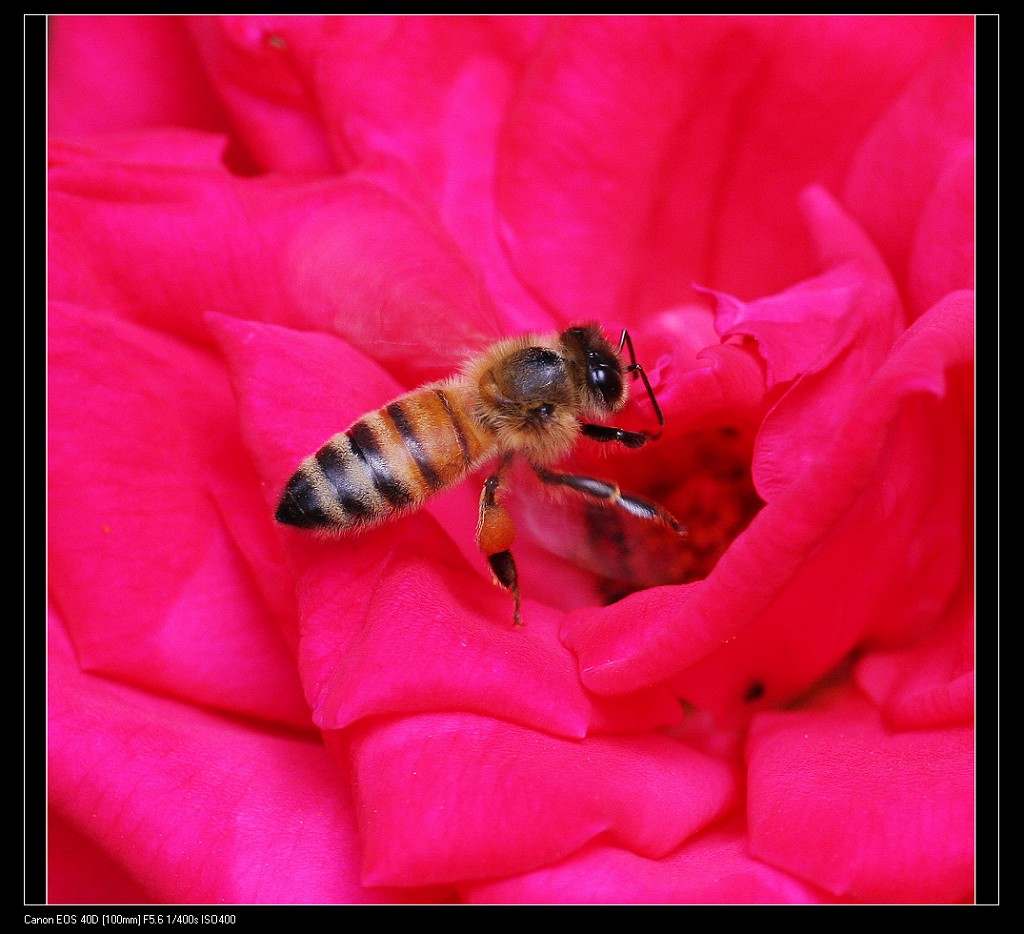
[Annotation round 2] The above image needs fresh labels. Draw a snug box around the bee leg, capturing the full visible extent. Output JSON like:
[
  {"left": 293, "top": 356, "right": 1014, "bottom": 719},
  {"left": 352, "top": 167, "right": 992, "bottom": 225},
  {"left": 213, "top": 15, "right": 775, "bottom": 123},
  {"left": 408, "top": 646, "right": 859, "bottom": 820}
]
[
  {"left": 477, "top": 456, "right": 522, "bottom": 626},
  {"left": 580, "top": 422, "right": 661, "bottom": 448},
  {"left": 533, "top": 466, "right": 686, "bottom": 536}
]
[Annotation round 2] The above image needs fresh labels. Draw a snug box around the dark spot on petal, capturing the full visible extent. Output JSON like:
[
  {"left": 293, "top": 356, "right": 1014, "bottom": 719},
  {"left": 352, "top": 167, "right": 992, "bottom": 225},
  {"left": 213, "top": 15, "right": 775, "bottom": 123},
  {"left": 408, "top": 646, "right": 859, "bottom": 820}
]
[{"left": 744, "top": 680, "right": 765, "bottom": 702}]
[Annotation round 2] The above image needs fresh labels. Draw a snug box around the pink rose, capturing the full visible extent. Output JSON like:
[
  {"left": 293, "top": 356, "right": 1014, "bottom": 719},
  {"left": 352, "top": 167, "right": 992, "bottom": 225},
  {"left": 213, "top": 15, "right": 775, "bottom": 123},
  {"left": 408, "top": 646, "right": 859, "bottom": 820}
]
[{"left": 46, "top": 15, "right": 975, "bottom": 904}]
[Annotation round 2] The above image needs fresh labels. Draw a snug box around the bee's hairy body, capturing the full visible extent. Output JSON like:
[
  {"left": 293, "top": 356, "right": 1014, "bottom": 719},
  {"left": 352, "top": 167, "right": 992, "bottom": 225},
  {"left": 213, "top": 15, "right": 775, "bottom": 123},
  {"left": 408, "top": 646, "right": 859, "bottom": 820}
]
[
  {"left": 276, "top": 323, "right": 685, "bottom": 624},
  {"left": 276, "top": 380, "right": 494, "bottom": 532}
]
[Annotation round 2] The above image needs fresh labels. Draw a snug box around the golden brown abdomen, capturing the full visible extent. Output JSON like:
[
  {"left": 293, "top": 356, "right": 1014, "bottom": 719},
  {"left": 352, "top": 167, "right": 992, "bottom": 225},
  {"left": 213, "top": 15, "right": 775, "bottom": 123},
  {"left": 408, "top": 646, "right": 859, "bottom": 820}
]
[{"left": 275, "top": 382, "right": 494, "bottom": 531}]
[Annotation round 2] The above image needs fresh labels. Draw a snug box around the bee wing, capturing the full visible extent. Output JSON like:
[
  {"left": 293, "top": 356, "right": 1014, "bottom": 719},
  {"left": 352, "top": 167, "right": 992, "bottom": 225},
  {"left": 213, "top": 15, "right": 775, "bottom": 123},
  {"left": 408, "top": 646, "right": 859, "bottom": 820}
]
[
  {"left": 285, "top": 174, "right": 513, "bottom": 385},
  {"left": 331, "top": 303, "right": 502, "bottom": 385}
]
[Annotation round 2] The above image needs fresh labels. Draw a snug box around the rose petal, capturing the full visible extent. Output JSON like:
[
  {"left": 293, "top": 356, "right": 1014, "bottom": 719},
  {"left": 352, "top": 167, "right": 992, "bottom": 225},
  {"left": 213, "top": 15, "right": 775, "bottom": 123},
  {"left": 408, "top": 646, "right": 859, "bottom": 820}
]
[
  {"left": 907, "top": 143, "right": 975, "bottom": 319},
  {"left": 313, "top": 16, "right": 544, "bottom": 184},
  {"left": 746, "top": 688, "right": 974, "bottom": 902},
  {"left": 48, "top": 607, "right": 446, "bottom": 903},
  {"left": 49, "top": 127, "right": 232, "bottom": 170},
  {"left": 855, "top": 579, "right": 974, "bottom": 730},
  {"left": 299, "top": 523, "right": 594, "bottom": 735},
  {"left": 342, "top": 712, "right": 735, "bottom": 887},
  {"left": 48, "top": 160, "right": 300, "bottom": 345},
  {"left": 570, "top": 291, "right": 973, "bottom": 714},
  {"left": 186, "top": 15, "right": 337, "bottom": 174},
  {"left": 49, "top": 156, "right": 503, "bottom": 383},
  {"left": 183, "top": 16, "right": 556, "bottom": 329},
  {"left": 716, "top": 187, "right": 903, "bottom": 500},
  {"left": 317, "top": 17, "right": 552, "bottom": 323},
  {"left": 48, "top": 16, "right": 229, "bottom": 139},
  {"left": 842, "top": 24, "right": 974, "bottom": 319},
  {"left": 461, "top": 820, "right": 832, "bottom": 904},
  {"left": 499, "top": 16, "right": 731, "bottom": 324},
  {"left": 498, "top": 16, "right": 971, "bottom": 321},
  {"left": 677, "top": 292, "right": 973, "bottom": 716},
  {"left": 48, "top": 812, "right": 156, "bottom": 905},
  {"left": 48, "top": 303, "right": 310, "bottom": 726}
]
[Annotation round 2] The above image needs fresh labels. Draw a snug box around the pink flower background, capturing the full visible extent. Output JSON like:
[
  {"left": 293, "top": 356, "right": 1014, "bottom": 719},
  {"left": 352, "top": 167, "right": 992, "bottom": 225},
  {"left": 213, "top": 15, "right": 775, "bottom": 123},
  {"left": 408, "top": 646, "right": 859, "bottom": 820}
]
[{"left": 46, "top": 16, "right": 975, "bottom": 904}]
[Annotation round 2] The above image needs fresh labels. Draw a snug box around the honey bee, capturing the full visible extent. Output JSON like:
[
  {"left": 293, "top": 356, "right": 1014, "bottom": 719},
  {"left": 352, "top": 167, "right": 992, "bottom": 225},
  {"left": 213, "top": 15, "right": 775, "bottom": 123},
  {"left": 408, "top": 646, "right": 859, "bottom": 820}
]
[{"left": 275, "top": 322, "right": 686, "bottom": 625}]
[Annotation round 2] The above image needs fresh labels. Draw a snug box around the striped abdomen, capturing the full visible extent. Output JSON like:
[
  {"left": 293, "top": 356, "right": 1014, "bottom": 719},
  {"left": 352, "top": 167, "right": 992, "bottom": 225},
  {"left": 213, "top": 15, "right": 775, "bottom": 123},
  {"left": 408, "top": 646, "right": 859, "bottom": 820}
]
[{"left": 275, "top": 382, "right": 495, "bottom": 531}]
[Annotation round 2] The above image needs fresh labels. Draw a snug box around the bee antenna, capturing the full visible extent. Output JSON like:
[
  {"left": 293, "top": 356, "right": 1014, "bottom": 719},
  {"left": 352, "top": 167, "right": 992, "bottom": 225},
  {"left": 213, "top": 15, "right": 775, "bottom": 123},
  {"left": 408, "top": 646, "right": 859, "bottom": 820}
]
[{"left": 618, "top": 328, "right": 665, "bottom": 429}]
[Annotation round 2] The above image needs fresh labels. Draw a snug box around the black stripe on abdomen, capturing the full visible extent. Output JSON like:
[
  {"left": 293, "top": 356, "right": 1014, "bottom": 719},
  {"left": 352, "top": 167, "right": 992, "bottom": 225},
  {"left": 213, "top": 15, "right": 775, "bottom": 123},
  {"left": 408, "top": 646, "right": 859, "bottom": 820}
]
[
  {"left": 385, "top": 400, "right": 444, "bottom": 491},
  {"left": 347, "top": 420, "right": 414, "bottom": 508},
  {"left": 315, "top": 443, "right": 373, "bottom": 520}
]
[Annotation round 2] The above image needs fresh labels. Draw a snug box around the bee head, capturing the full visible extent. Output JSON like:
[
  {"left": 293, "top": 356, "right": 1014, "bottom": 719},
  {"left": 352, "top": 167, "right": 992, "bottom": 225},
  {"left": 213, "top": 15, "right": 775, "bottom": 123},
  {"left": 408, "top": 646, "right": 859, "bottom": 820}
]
[{"left": 560, "top": 323, "right": 627, "bottom": 414}]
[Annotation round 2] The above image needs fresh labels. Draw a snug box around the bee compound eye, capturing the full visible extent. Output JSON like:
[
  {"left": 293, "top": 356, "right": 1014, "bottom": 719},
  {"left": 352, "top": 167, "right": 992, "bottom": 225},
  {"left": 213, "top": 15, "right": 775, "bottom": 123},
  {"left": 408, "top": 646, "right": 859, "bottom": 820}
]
[{"left": 588, "top": 359, "right": 623, "bottom": 406}]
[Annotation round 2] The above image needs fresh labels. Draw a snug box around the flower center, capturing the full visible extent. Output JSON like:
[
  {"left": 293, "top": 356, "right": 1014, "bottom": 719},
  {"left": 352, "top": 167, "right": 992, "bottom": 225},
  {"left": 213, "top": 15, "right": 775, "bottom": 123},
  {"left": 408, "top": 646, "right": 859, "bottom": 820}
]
[{"left": 581, "top": 420, "right": 764, "bottom": 604}]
